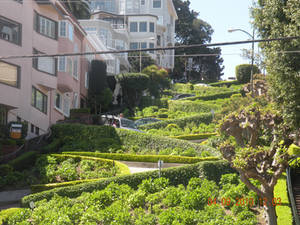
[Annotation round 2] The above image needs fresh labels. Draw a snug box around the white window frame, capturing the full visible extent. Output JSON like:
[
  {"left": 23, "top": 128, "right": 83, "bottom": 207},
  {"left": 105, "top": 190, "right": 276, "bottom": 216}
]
[
  {"left": 68, "top": 22, "right": 73, "bottom": 41},
  {"left": 73, "top": 57, "right": 78, "bottom": 80},
  {"left": 54, "top": 91, "right": 63, "bottom": 110},
  {"left": 73, "top": 92, "right": 78, "bottom": 109},
  {"left": 63, "top": 93, "right": 71, "bottom": 117},
  {"left": 130, "top": 22, "right": 138, "bottom": 32},
  {"left": 67, "top": 57, "right": 73, "bottom": 76},
  {"left": 139, "top": 22, "right": 147, "bottom": 32},
  {"left": 58, "top": 56, "right": 66, "bottom": 72},
  {"left": 59, "top": 20, "right": 67, "bottom": 37}
]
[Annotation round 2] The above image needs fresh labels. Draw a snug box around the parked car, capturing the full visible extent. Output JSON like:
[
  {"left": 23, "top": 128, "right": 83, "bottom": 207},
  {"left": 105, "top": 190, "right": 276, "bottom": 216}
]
[
  {"left": 171, "top": 94, "right": 195, "bottom": 100},
  {"left": 101, "top": 115, "right": 142, "bottom": 132},
  {"left": 134, "top": 118, "right": 161, "bottom": 128}
]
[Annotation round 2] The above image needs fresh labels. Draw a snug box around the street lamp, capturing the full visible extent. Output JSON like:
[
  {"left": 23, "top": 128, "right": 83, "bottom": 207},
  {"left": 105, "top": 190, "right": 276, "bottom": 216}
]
[
  {"left": 139, "top": 37, "right": 156, "bottom": 73},
  {"left": 228, "top": 28, "right": 255, "bottom": 97}
]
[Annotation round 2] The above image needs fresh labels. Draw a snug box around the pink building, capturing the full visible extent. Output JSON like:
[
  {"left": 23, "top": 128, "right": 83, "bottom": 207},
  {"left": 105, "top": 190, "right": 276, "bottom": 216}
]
[{"left": 0, "top": 0, "right": 104, "bottom": 137}]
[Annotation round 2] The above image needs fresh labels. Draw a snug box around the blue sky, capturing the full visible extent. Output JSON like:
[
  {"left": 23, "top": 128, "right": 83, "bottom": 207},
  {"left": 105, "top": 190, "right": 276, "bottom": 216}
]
[{"left": 189, "top": 0, "right": 255, "bottom": 80}]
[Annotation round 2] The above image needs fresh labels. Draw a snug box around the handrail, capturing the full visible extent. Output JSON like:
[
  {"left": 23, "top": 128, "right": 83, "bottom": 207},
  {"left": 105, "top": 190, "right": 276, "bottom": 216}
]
[{"left": 286, "top": 166, "right": 300, "bottom": 225}]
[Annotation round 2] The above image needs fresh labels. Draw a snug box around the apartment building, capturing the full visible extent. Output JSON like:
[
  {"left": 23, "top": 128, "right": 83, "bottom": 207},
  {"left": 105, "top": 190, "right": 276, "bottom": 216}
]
[
  {"left": 0, "top": 0, "right": 102, "bottom": 137},
  {"left": 89, "top": 0, "right": 177, "bottom": 69}
]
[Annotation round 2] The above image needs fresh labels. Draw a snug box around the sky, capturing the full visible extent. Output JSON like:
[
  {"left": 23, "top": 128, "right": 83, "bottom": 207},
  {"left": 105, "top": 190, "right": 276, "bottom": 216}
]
[{"left": 189, "top": 0, "right": 255, "bottom": 80}]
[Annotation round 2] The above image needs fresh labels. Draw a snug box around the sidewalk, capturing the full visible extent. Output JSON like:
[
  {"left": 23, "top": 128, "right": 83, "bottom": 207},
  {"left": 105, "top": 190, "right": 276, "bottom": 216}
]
[{"left": 0, "top": 189, "right": 31, "bottom": 210}]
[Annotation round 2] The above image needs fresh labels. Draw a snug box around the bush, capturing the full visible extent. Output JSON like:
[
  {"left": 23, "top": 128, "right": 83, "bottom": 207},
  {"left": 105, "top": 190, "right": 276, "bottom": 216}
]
[
  {"left": 63, "top": 152, "right": 219, "bottom": 164},
  {"left": 0, "top": 208, "right": 22, "bottom": 224},
  {"left": 8, "top": 151, "right": 38, "bottom": 171},
  {"left": 209, "top": 80, "right": 239, "bottom": 87},
  {"left": 51, "top": 123, "right": 217, "bottom": 156},
  {"left": 184, "top": 91, "right": 239, "bottom": 101},
  {"left": 21, "top": 161, "right": 235, "bottom": 207},
  {"left": 140, "top": 113, "right": 213, "bottom": 130},
  {"left": 169, "top": 133, "right": 217, "bottom": 140},
  {"left": 168, "top": 100, "right": 219, "bottom": 113},
  {"left": 235, "top": 64, "right": 260, "bottom": 84}
]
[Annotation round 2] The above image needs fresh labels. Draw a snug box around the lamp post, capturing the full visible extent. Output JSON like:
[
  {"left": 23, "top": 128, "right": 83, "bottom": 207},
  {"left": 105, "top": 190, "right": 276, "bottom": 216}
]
[{"left": 228, "top": 28, "right": 255, "bottom": 97}]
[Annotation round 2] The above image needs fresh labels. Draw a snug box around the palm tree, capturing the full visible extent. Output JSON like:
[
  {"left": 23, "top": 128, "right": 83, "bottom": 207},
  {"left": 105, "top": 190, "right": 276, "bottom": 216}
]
[{"left": 62, "top": 0, "right": 91, "bottom": 19}]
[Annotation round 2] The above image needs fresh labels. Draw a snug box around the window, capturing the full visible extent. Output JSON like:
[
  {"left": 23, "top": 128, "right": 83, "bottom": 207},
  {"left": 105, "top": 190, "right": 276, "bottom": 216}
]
[
  {"left": 0, "top": 61, "right": 20, "bottom": 88},
  {"left": 73, "top": 93, "right": 78, "bottom": 108},
  {"left": 67, "top": 57, "right": 73, "bottom": 76},
  {"left": 73, "top": 58, "right": 78, "bottom": 79},
  {"left": 34, "top": 12, "right": 57, "bottom": 39},
  {"left": 130, "top": 22, "right": 138, "bottom": 32},
  {"left": 58, "top": 56, "right": 66, "bottom": 72},
  {"left": 153, "top": 0, "right": 161, "bottom": 8},
  {"left": 157, "top": 35, "right": 161, "bottom": 46},
  {"left": 31, "top": 124, "right": 34, "bottom": 133},
  {"left": 157, "top": 16, "right": 163, "bottom": 25},
  {"left": 85, "top": 72, "right": 89, "bottom": 89},
  {"left": 141, "top": 42, "right": 147, "bottom": 49},
  {"left": 149, "top": 22, "right": 155, "bottom": 32},
  {"left": 32, "top": 86, "right": 47, "bottom": 114},
  {"left": 130, "top": 42, "right": 138, "bottom": 49},
  {"left": 68, "top": 23, "right": 73, "bottom": 41},
  {"left": 141, "top": 0, "right": 145, "bottom": 5},
  {"left": 149, "top": 43, "right": 154, "bottom": 53},
  {"left": 55, "top": 92, "right": 62, "bottom": 109},
  {"left": 63, "top": 93, "right": 70, "bottom": 117},
  {"left": 35, "top": 127, "right": 39, "bottom": 135},
  {"left": 0, "top": 16, "right": 21, "bottom": 45},
  {"left": 59, "top": 21, "right": 66, "bottom": 37},
  {"left": 139, "top": 22, "right": 147, "bottom": 32},
  {"left": 33, "top": 49, "right": 56, "bottom": 75}
]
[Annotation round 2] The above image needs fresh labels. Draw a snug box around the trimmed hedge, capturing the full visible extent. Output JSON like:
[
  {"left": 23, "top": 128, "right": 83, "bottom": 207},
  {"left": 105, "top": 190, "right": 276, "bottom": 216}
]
[
  {"left": 31, "top": 178, "right": 103, "bottom": 193},
  {"left": 168, "top": 100, "right": 220, "bottom": 113},
  {"left": 62, "top": 152, "right": 220, "bottom": 164},
  {"left": 209, "top": 80, "right": 239, "bottom": 87},
  {"left": 0, "top": 208, "right": 21, "bottom": 224},
  {"left": 139, "top": 113, "right": 213, "bottom": 130},
  {"left": 51, "top": 124, "right": 217, "bottom": 155},
  {"left": 169, "top": 133, "right": 218, "bottom": 140},
  {"left": 21, "top": 160, "right": 235, "bottom": 207},
  {"left": 288, "top": 144, "right": 300, "bottom": 156},
  {"left": 8, "top": 151, "right": 38, "bottom": 171},
  {"left": 31, "top": 154, "right": 130, "bottom": 193},
  {"left": 184, "top": 91, "right": 239, "bottom": 101}
]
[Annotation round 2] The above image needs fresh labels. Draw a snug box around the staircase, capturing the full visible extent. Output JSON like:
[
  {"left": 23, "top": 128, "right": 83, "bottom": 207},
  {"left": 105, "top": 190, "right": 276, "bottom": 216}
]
[{"left": 293, "top": 168, "right": 300, "bottom": 218}]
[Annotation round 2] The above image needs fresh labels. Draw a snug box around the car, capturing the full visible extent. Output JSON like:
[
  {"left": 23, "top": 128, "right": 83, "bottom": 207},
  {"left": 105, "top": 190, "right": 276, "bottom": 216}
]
[
  {"left": 134, "top": 118, "right": 161, "bottom": 128},
  {"left": 171, "top": 94, "right": 195, "bottom": 100},
  {"left": 194, "top": 83, "right": 210, "bottom": 87},
  {"left": 100, "top": 115, "right": 142, "bottom": 132}
]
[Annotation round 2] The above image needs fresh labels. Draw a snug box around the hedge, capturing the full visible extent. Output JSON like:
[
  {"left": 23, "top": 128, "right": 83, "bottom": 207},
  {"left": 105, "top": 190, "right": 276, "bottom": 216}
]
[
  {"left": 183, "top": 91, "right": 239, "bottom": 101},
  {"left": 49, "top": 154, "right": 130, "bottom": 175},
  {"left": 139, "top": 113, "right": 213, "bottom": 130},
  {"left": 169, "top": 133, "right": 218, "bottom": 140},
  {"left": 209, "top": 80, "right": 239, "bottom": 87},
  {"left": 62, "top": 152, "right": 220, "bottom": 164},
  {"left": 168, "top": 100, "right": 220, "bottom": 113},
  {"left": 51, "top": 124, "right": 217, "bottom": 156},
  {"left": 21, "top": 160, "right": 235, "bottom": 207},
  {"left": 0, "top": 208, "right": 22, "bottom": 224},
  {"left": 288, "top": 144, "right": 300, "bottom": 156},
  {"left": 30, "top": 154, "right": 130, "bottom": 193},
  {"left": 8, "top": 151, "right": 38, "bottom": 171}
]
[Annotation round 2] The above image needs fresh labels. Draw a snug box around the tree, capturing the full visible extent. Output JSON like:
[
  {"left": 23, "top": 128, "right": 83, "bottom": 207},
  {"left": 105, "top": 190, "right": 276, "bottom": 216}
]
[
  {"left": 63, "top": 0, "right": 91, "bottom": 19},
  {"left": 172, "top": 0, "right": 224, "bottom": 81},
  {"left": 142, "top": 65, "right": 170, "bottom": 98},
  {"left": 219, "top": 105, "right": 291, "bottom": 225},
  {"left": 128, "top": 52, "right": 156, "bottom": 73},
  {"left": 235, "top": 64, "right": 260, "bottom": 84},
  {"left": 88, "top": 60, "right": 112, "bottom": 114},
  {"left": 116, "top": 73, "right": 149, "bottom": 113},
  {"left": 252, "top": 0, "right": 300, "bottom": 133}
]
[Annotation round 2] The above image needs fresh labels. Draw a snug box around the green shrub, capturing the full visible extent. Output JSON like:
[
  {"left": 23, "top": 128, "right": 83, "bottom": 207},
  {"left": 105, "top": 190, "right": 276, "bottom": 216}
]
[
  {"left": 63, "top": 152, "right": 219, "bottom": 164},
  {"left": 169, "top": 133, "right": 217, "bottom": 140},
  {"left": 209, "top": 80, "right": 239, "bottom": 87},
  {"left": 140, "top": 113, "right": 213, "bottom": 130},
  {"left": 21, "top": 161, "right": 235, "bottom": 207},
  {"left": 184, "top": 91, "right": 239, "bottom": 101},
  {"left": 8, "top": 151, "right": 38, "bottom": 171},
  {"left": 0, "top": 208, "right": 22, "bottom": 224},
  {"left": 235, "top": 64, "right": 260, "bottom": 84}
]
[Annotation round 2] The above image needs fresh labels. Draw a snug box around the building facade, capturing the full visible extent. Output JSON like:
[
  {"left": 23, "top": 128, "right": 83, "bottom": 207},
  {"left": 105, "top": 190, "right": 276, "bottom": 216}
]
[
  {"left": 89, "top": 0, "right": 177, "bottom": 70},
  {"left": 0, "top": 0, "right": 103, "bottom": 137}
]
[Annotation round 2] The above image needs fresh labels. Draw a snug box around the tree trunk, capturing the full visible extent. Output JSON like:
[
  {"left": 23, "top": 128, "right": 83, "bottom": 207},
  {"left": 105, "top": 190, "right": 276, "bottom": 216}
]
[{"left": 264, "top": 200, "right": 277, "bottom": 225}]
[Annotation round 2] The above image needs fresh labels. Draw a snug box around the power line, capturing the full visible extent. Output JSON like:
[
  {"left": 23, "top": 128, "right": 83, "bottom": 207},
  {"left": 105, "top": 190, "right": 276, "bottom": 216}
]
[{"left": 1, "top": 36, "right": 300, "bottom": 60}]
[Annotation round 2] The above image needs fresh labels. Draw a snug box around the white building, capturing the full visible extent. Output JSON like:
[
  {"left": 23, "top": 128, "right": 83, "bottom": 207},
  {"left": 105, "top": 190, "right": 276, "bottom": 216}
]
[{"left": 89, "top": 0, "right": 177, "bottom": 70}]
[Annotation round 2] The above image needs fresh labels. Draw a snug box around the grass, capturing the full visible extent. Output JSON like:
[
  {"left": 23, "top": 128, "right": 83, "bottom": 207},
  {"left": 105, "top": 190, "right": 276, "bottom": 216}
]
[{"left": 274, "top": 173, "right": 293, "bottom": 225}]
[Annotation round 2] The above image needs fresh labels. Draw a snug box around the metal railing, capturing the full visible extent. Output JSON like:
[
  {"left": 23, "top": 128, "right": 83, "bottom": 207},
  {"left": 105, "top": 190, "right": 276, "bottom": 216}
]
[{"left": 286, "top": 161, "right": 300, "bottom": 225}]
